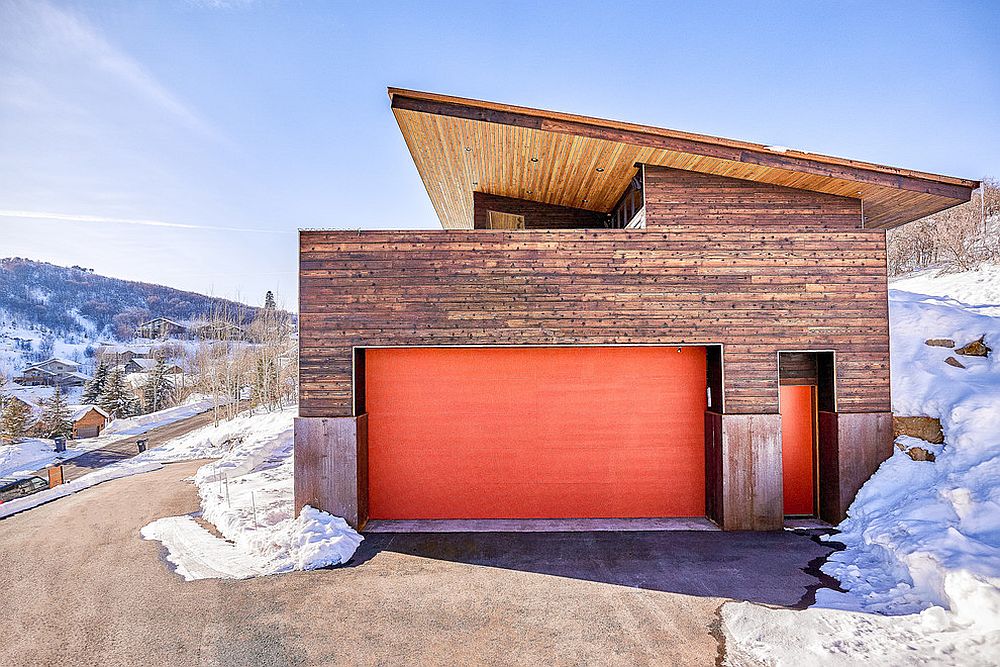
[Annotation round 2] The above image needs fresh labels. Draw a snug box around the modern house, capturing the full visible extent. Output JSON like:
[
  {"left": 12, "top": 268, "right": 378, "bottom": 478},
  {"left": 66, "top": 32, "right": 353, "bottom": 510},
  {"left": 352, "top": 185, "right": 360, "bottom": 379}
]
[
  {"left": 135, "top": 317, "right": 187, "bottom": 340},
  {"left": 295, "top": 89, "right": 978, "bottom": 531},
  {"left": 69, "top": 405, "right": 111, "bottom": 439},
  {"left": 194, "top": 321, "right": 247, "bottom": 341},
  {"left": 15, "top": 358, "right": 89, "bottom": 387},
  {"left": 97, "top": 345, "right": 151, "bottom": 365}
]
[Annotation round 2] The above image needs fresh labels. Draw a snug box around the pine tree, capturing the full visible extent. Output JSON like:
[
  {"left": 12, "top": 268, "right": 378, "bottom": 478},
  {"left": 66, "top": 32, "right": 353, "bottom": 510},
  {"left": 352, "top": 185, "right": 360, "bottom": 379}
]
[
  {"left": 0, "top": 398, "right": 32, "bottom": 444},
  {"left": 264, "top": 290, "right": 276, "bottom": 310},
  {"left": 142, "top": 357, "right": 174, "bottom": 413},
  {"left": 38, "top": 387, "right": 73, "bottom": 439},
  {"left": 99, "top": 368, "right": 139, "bottom": 418},
  {"left": 82, "top": 361, "right": 109, "bottom": 404}
]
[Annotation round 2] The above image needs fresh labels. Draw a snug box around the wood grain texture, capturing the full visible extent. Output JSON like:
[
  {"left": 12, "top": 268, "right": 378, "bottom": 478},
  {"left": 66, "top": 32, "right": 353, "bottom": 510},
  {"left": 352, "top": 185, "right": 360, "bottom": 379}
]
[
  {"left": 299, "top": 170, "right": 891, "bottom": 419},
  {"left": 817, "top": 410, "right": 893, "bottom": 523},
  {"left": 389, "top": 88, "right": 976, "bottom": 230},
  {"left": 294, "top": 415, "right": 368, "bottom": 528},
  {"left": 474, "top": 192, "right": 607, "bottom": 229},
  {"left": 719, "top": 413, "right": 784, "bottom": 530}
]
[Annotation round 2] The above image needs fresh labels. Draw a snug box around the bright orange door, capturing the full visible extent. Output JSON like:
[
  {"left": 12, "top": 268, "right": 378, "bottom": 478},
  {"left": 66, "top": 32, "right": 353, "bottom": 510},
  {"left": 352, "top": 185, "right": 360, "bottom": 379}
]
[
  {"left": 780, "top": 385, "right": 815, "bottom": 516},
  {"left": 366, "top": 346, "right": 707, "bottom": 519}
]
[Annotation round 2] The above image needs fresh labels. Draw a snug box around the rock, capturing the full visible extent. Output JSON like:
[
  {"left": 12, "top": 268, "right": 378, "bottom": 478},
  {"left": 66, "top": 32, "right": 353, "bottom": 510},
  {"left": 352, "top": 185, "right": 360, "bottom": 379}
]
[
  {"left": 907, "top": 447, "right": 936, "bottom": 462},
  {"left": 955, "top": 335, "right": 991, "bottom": 358},
  {"left": 924, "top": 338, "right": 955, "bottom": 348},
  {"left": 944, "top": 356, "right": 966, "bottom": 369},
  {"left": 893, "top": 416, "right": 944, "bottom": 444}
]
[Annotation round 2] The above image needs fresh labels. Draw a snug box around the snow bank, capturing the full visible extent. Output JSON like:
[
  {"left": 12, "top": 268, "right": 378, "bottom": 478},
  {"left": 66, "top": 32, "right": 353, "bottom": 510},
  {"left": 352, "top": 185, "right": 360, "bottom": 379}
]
[
  {"left": 722, "top": 601, "right": 1000, "bottom": 666},
  {"left": 892, "top": 263, "right": 1000, "bottom": 313},
  {"left": 141, "top": 407, "right": 362, "bottom": 579},
  {"left": 818, "top": 290, "right": 1000, "bottom": 620},
  {"left": 101, "top": 394, "right": 214, "bottom": 436},
  {"left": 0, "top": 439, "right": 61, "bottom": 478}
]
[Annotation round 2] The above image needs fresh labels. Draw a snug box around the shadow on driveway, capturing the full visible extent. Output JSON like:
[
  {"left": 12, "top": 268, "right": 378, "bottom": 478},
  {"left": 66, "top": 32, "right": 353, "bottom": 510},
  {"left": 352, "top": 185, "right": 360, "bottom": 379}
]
[{"left": 351, "top": 529, "right": 838, "bottom": 607}]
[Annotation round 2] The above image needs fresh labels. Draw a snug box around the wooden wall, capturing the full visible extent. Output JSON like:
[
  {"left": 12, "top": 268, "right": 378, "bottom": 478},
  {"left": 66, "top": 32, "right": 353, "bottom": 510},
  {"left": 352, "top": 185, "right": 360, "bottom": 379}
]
[
  {"left": 644, "top": 165, "right": 862, "bottom": 232},
  {"left": 473, "top": 192, "right": 608, "bottom": 229},
  {"left": 300, "top": 227, "right": 890, "bottom": 418}
]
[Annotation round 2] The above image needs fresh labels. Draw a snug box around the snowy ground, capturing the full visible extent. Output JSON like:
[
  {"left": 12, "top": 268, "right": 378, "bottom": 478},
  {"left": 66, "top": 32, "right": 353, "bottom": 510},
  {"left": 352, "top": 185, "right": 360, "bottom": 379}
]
[
  {"left": 722, "top": 267, "right": 1000, "bottom": 665},
  {"left": 140, "top": 407, "right": 362, "bottom": 578},
  {"left": 0, "top": 394, "right": 214, "bottom": 478}
]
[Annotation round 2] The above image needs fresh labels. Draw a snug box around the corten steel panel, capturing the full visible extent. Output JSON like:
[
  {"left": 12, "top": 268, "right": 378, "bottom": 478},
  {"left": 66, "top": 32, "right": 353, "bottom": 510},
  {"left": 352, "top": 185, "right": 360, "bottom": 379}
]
[
  {"left": 780, "top": 385, "right": 815, "bottom": 515},
  {"left": 365, "top": 346, "right": 707, "bottom": 520}
]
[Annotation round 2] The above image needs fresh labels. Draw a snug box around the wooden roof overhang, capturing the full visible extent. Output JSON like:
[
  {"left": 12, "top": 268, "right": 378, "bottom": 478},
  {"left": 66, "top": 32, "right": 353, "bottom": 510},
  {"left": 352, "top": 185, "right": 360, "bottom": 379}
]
[{"left": 388, "top": 87, "right": 978, "bottom": 230}]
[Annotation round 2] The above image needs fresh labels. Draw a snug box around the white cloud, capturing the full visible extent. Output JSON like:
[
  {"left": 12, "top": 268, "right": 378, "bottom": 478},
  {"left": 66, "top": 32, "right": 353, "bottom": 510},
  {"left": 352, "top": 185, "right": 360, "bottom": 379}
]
[{"left": 0, "top": 210, "right": 291, "bottom": 235}]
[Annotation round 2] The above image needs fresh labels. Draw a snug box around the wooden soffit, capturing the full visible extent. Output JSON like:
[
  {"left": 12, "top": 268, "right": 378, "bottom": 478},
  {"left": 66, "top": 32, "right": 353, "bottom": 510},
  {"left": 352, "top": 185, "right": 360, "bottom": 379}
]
[{"left": 389, "top": 87, "right": 978, "bottom": 230}]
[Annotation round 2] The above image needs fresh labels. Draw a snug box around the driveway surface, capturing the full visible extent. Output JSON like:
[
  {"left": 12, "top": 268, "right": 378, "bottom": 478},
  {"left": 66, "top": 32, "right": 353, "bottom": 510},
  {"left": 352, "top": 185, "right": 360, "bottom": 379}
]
[{"left": 0, "top": 461, "right": 834, "bottom": 667}]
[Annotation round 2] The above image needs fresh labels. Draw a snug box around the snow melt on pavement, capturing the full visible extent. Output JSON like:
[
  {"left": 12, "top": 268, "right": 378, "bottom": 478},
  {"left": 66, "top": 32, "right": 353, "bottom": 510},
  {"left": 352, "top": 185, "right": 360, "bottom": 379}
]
[
  {"left": 140, "top": 407, "right": 362, "bottom": 579},
  {"left": 722, "top": 284, "right": 1000, "bottom": 665}
]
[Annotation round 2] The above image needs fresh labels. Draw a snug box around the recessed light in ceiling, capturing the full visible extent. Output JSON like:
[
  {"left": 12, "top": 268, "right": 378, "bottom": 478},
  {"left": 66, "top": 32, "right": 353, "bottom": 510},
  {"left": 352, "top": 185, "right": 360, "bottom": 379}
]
[
  {"left": 527, "top": 189, "right": 533, "bottom": 194},
  {"left": 583, "top": 198, "right": 589, "bottom": 203},
  {"left": 464, "top": 147, "right": 472, "bottom": 152},
  {"left": 530, "top": 157, "right": 539, "bottom": 163},
  {"left": 595, "top": 167, "right": 604, "bottom": 172},
  {"left": 472, "top": 181, "right": 478, "bottom": 186}
]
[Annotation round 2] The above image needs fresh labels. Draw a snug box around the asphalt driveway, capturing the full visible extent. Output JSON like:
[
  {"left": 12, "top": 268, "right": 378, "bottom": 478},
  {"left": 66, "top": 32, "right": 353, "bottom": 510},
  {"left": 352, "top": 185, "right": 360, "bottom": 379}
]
[{"left": 0, "top": 461, "right": 834, "bottom": 667}]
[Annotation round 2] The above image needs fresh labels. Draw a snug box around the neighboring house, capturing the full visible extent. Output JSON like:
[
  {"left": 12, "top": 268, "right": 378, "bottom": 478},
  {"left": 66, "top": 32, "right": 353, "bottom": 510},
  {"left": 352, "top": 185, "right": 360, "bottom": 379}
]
[
  {"left": 194, "top": 321, "right": 246, "bottom": 341},
  {"left": 97, "top": 345, "right": 151, "bottom": 365},
  {"left": 295, "top": 88, "right": 978, "bottom": 532},
  {"left": 69, "top": 405, "right": 111, "bottom": 439},
  {"left": 14, "top": 358, "right": 89, "bottom": 387},
  {"left": 123, "top": 358, "right": 182, "bottom": 374},
  {"left": 135, "top": 317, "right": 187, "bottom": 339}
]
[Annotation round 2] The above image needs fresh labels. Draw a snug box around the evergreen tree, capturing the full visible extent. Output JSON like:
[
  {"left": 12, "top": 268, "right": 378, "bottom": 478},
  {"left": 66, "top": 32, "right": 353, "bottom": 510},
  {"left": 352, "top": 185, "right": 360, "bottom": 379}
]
[
  {"left": 82, "top": 361, "right": 110, "bottom": 404},
  {"left": 99, "top": 368, "right": 139, "bottom": 418},
  {"left": 264, "top": 290, "right": 276, "bottom": 310},
  {"left": 38, "top": 387, "right": 73, "bottom": 439},
  {"left": 142, "top": 357, "right": 174, "bottom": 413},
  {"left": 0, "top": 398, "right": 32, "bottom": 444}
]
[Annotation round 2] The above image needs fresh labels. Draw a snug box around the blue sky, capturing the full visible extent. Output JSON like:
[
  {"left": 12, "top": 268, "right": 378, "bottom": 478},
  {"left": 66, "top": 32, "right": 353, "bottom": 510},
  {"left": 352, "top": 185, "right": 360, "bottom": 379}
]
[{"left": 1, "top": 0, "right": 997, "bottom": 308}]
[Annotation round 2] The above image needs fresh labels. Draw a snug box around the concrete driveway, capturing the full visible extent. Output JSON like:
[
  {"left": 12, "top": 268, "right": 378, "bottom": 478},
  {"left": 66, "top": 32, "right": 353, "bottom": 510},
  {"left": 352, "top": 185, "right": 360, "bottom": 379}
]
[{"left": 0, "top": 461, "right": 834, "bottom": 667}]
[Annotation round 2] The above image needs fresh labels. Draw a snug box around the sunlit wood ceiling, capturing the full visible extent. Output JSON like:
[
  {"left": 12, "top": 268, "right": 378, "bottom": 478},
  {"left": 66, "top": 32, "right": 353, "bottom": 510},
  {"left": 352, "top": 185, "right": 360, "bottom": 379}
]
[{"left": 390, "top": 88, "right": 978, "bottom": 230}]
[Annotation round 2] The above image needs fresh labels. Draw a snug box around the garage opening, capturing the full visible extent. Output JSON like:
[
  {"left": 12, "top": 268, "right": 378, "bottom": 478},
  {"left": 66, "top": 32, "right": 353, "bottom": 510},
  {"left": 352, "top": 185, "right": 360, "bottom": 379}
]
[
  {"left": 363, "top": 346, "right": 708, "bottom": 521},
  {"left": 778, "top": 351, "right": 835, "bottom": 517}
]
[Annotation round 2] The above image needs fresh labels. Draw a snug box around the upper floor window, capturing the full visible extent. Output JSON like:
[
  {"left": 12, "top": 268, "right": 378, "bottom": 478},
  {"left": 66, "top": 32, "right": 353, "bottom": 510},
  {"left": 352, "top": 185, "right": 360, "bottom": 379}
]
[{"left": 488, "top": 211, "right": 525, "bottom": 230}]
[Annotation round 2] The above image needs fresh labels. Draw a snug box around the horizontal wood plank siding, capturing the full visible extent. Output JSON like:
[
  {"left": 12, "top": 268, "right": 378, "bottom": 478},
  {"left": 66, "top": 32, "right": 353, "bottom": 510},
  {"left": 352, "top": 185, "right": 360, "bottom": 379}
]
[
  {"left": 644, "top": 166, "right": 862, "bottom": 232},
  {"left": 474, "top": 192, "right": 607, "bottom": 229},
  {"left": 299, "top": 227, "right": 890, "bottom": 418}
]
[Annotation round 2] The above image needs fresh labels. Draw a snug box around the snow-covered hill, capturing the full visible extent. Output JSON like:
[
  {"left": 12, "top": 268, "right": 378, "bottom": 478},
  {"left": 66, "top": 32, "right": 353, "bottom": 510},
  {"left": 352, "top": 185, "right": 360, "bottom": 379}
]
[{"left": 0, "top": 258, "right": 260, "bottom": 377}]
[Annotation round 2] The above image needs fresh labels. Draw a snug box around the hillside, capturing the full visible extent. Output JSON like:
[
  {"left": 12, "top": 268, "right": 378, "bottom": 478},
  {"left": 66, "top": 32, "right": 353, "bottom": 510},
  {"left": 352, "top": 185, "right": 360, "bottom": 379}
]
[
  {"left": 0, "top": 258, "right": 272, "bottom": 379},
  {"left": 0, "top": 258, "right": 258, "bottom": 339}
]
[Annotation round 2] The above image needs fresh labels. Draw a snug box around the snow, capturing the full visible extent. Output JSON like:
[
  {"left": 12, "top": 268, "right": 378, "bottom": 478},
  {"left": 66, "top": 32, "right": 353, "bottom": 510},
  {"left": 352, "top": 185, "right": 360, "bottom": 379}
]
[
  {"left": 892, "top": 263, "right": 1000, "bottom": 314},
  {"left": 140, "top": 407, "right": 363, "bottom": 579},
  {"left": 100, "top": 394, "right": 213, "bottom": 436},
  {"left": 722, "top": 265, "right": 1000, "bottom": 665}
]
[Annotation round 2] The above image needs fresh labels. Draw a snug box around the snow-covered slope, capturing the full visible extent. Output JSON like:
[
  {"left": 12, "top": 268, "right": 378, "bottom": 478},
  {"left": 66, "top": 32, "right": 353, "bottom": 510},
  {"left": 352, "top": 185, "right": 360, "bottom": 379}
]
[
  {"left": 892, "top": 263, "right": 1000, "bottom": 313},
  {"left": 723, "top": 265, "right": 1000, "bottom": 665}
]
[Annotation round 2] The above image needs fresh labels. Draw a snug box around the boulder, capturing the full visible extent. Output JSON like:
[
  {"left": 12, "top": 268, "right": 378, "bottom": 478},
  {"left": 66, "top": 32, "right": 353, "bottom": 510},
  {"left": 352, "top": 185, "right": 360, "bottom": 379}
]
[
  {"left": 944, "top": 356, "right": 966, "bottom": 369},
  {"left": 907, "top": 446, "right": 936, "bottom": 462},
  {"left": 924, "top": 338, "right": 955, "bottom": 348},
  {"left": 955, "top": 335, "right": 991, "bottom": 358},
  {"left": 893, "top": 416, "right": 944, "bottom": 444}
]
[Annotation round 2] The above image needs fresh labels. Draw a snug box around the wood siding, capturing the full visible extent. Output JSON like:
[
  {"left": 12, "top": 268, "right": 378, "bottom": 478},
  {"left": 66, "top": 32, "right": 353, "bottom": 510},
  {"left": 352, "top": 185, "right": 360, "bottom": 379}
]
[
  {"left": 299, "top": 226, "right": 890, "bottom": 417},
  {"left": 473, "top": 192, "right": 607, "bottom": 229},
  {"left": 644, "top": 166, "right": 862, "bottom": 232}
]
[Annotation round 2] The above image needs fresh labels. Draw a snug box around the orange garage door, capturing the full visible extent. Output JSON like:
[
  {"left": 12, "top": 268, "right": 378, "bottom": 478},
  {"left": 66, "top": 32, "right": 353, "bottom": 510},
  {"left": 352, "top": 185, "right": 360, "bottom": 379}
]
[{"left": 365, "top": 346, "right": 707, "bottom": 520}]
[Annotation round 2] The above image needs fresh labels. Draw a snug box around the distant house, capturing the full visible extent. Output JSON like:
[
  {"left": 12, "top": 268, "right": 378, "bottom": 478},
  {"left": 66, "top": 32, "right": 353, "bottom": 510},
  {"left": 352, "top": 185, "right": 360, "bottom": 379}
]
[
  {"left": 123, "top": 358, "right": 183, "bottom": 375},
  {"left": 135, "top": 317, "right": 187, "bottom": 340},
  {"left": 97, "top": 345, "right": 151, "bottom": 365},
  {"left": 194, "top": 321, "right": 246, "bottom": 341},
  {"left": 14, "top": 358, "right": 89, "bottom": 387},
  {"left": 69, "top": 405, "right": 111, "bottom": 439}
]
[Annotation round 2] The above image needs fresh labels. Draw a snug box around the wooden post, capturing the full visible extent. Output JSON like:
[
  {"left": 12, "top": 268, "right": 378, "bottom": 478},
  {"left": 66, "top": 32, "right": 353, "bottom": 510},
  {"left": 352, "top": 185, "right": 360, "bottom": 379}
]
[{"left": 47, "top": 466, "right": 64, "bottom": 488}]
